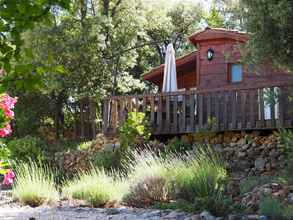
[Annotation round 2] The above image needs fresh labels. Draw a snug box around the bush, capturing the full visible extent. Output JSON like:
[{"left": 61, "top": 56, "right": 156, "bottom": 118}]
[
  {"left": 63, "top": 168, "right": 128, "bottom": 207},
  {"left": 124, "top": 147, "right": 230, "bottom": 215},
  {"left": 12, "top": 161, "right": 59, "bottom": 207},
  {"left": 119, "top": 112, "right": 150, "bottom": 150},
  {"left": 122, "top": 150, "right": 173, "bottom": 207},
  {"left": 165, "top": 146, "right": 229, "bottom": 215},
  {"left": 123, "top": 176, "right": 169, "bottom": 208},
  {"left": 94, "top": 150, "right": 122, "bottom": 171},
  {"left": 7, "top": 136, "right": 46, "bottom": 162},
  {"left": 166, "top": 136, "right": 193, "bottom": 153},
  {"left": 259, "top": 196, "right": 286, "bottom": 220},
  {"left": 152, "top": 199, "right": 196, "bottom": 213},
  {"left": 279, "top": 129, "right": 293, "bottom": 183},
  {"left": 240, "top": 176, "right": 286, "bottom": 195}
]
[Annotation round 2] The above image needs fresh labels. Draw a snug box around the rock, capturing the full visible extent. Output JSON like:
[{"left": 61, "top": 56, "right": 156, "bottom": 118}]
[
  {"left": 288, "top": 193, "right": 293, "bottom": 203},
  {"left": 254, "top": 158, "right": 266, "bottom": 171},
  {"left": 237, "top": 151, "right": 246, "bottom": 158},
  {"left": 228, "top": 215, "right": 241, "bottom": 220},
  {"left": 199, "top": 211, "right": 216, "bottom": 220}
]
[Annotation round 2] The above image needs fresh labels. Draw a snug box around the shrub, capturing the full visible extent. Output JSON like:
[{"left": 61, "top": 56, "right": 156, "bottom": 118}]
[
  {"left": 259, "top": 196, "right": 285, "bottom": 220},
  {"left": 119, "top": 111, "right": 150, "bottom": 150},
  {"left": 166, "top": 136, "right": 193, "bottom": 153},
  {"left": 165, "top": 146, "right": 229, "bottom": 215},
  {"left": 63, "top": 168, "right": 128, "bottom": 207},
  {"left": 7, "top": 136, "right": 45, "bottom": 162},
  {"left": 123, "top": 150, "right": 171, "bottom": 207},
  {"left": 94, "top": 150, "right": 122, "bottom": 171},
  {"left": 124, "top": 147, "right": 229, "bottom": 215},
  {"left": 12, "top": 161, "right": 59, "bottom": 207},
  {"left": 279, "top": 129, "right": 293, "bottom": 183},
  {"left": 152, "top": 199, "right": 196, "bottom": 213},
  {"left": 240, "top": 176, "right": 285, "bottom": 195},
  {"left": 123, "top": 176, "right": 169, "bottom": 208}
]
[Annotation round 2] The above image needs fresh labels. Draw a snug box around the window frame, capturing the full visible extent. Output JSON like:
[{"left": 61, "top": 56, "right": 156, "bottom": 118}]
[{"left": 228, "top": 63, "right": 243, "bottom": 83}]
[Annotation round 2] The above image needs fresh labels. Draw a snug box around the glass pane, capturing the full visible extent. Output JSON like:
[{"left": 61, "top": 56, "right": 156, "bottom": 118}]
[{"left": 231, "top": 64, "right": 243, "bottom": 82}]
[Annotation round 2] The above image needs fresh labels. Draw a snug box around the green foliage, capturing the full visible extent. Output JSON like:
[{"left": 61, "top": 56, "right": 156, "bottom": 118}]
[
  {"left": 0, "top": 0, "right": 70, "bottom": 92},
  {"left": 63, "top": 168, "right": 128, "bottom": 207},
  {"left": 119, "top": 112, "right": 150, "bottom": 149},
  {"left": 165, "top": 146, "right": 229, "bottom": 215},
  {"left": 152, "top": 199, "right": 196, "bottom": 213},
  {"left": 7, "top": 136, "right": 46, "bottom": 162},
  {"left": 240, "top": 176, "right": 286, "bottom": 195},
  {"left": 279, "top": 129, "right": 293, "bottom": 183},
  {"left": 94, "top": 150, "right": 122, "bottom": 171},
  {"left": 0, "top": 142, "right": 10, "bottom": 160},
  {"left": 166, "top": 136, "right": 193, "bottom": 153},
  {"left": 12, "top": 161, "right": 59, "bottom": 207},
  {"left": 259, "top": 196, "right": 286, "bottom": 220},
  {"left": 204, "top": 6, "right": 225, "bottom": 28},
  {"left": 243, "top": 0, "right": 293, "bottom": 71},
  {"left": 124, "top": 147, "right": 229, "bottom": 215}
]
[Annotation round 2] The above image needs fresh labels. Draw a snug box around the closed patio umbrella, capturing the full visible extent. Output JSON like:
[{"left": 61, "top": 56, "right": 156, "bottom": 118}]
[{"left": 162, "top": 43, "right": 177, "bottom": 92}]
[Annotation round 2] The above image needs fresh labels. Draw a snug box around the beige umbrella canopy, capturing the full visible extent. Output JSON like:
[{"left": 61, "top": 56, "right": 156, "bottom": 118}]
[{"left": 162, "top": 43, "right": 177, "bottom": 93}]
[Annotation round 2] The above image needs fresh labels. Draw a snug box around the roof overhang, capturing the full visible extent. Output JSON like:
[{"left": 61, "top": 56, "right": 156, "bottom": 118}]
[
  {"left": 189, "top": 27, "right": 248, "bottom": 45},
  {"left": 143, "top": 51, "right": 197, "bottom": 84}
]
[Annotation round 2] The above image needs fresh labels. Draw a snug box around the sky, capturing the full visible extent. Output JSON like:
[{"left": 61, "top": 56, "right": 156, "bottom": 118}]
[{"left": 192, "top": 0, "right": 213, "bottom": 11}]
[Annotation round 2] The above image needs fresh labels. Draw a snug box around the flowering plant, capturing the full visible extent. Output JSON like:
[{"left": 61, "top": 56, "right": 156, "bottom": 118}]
[
  {"left": 0, "top": 94, "right": 17, "bottom": 137},
  {"left": 0, "top": 93, "right": 17, "bottom": 186},
  {"left": 0, "top": 160, "right": 14, "bottom": 186}
]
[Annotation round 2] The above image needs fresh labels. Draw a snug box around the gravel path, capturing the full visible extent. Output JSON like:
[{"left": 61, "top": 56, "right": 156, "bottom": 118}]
[
  {"left": 0, "top": 191, "right": 199, "bottom": 220},
  {"left": 0, "top": 205, "right": 199, "bottom": 220}
]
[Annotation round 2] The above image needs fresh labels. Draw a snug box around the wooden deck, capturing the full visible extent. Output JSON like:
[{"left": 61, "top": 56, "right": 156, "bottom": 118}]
[{"left": 102, "top": 85, "right": 293, "bottom": 135}]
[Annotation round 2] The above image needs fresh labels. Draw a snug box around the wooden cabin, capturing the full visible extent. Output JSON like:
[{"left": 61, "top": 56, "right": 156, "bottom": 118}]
[{"left": 102, "top": 28, "right": 293, "bottom": 135}]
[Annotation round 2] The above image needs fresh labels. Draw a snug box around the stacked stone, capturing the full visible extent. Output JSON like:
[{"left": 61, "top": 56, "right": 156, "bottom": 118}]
[{"left": 211, "top": 132, "right": 283, "bottom": 177}]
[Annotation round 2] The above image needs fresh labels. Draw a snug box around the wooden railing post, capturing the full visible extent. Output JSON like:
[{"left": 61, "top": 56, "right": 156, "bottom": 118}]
[
  {"left": 102, "top": 98, "right": 110, "bottom": 133},
  {"left": 165, "top": 95, "right": 170, "bottom": 133}
]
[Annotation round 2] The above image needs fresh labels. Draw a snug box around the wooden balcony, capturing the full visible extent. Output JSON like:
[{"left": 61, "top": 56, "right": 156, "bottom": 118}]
[{"left": 102, "top": 85, "right": 293, "bottom": 135}]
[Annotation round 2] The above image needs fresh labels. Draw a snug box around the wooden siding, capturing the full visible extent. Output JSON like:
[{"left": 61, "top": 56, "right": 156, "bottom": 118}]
[{"left": 102, "top": 85, "right": 293, "bottom": 135}]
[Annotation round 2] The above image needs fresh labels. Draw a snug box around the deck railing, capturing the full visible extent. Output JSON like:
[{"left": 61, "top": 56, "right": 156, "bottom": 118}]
[{"left": 102, "top": 85, "right": 293, "bottom": 135}]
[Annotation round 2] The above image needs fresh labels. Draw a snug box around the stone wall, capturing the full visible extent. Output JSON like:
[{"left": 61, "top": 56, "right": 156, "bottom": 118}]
[{"left": 208, "top": 131, "right": 284, "bottom": 178}]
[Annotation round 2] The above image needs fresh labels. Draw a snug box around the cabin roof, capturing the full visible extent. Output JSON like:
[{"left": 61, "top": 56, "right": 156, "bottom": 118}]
[
  {"left": 189, "top": 27, "right": 248, "bottom": 45},
  {"left": 142, "top": 51, "right": 197, "bottom": 82},
  {"left": 142, "top": 28, "right": 248, "bottom": 82}
]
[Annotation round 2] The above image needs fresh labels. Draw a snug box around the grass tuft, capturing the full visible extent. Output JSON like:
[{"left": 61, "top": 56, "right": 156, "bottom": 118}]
[
  {"left": 12, "top": 161, "right": 59, "bottom": 207},
  {"left": 62, "top": 168, "right": 128, "bottom": 207}
]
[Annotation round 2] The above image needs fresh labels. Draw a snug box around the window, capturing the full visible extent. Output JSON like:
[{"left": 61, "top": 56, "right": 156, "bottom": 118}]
[{"left": 229, "top": 64, "right": 243, "bottom": 83}]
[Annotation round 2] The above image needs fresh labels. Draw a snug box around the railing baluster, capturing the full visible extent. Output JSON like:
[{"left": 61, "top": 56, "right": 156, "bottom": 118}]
[
  {"left": 166, "top": 95, "right": 170, "bottom": 133},
  {"left": 198, "top": 94, "right": 204, "bottom": 129},
  {"left": 173, "top": 96, "right": 178, "bottom": 133},
  {"left": 278, "top": 87, "right": 285, "bottom": 127},
  {"left": 190, "top": 92, "right": 195, "bottom": 132},
  {"left": 241, "top": 90, "right": 247, "bottom": 129},
  {"left": 213, "top": 93, "right": 219, "bottom": 131},
  {"left": 258, "top": 88, "right": 265, "bottom": 128},
  {"left": 102, "top": 98, "right": 110, "bottom": 133},
  {"left": 181, "top": 94, "right": 186, "bottom": 133},
  {"left": 223, "top": 91, "right": 229, "bottom": 130},
  {"left": 157, "top": 95, "right": 162, "bottom": 133},
  {"left": 206, "top": 94, "right": 211, "bottom": 129},
  {"left": 150, "top": 95, "right": 155, "bottom": 128},
  {"left": 270, "top": 87, "right": 276, "bottom": 128},
  {"left": 231, "top": 91, "right": 237, "bottom": 129},
  {"left": 249, "top": 90, "right": 256, "bottom": 129}
]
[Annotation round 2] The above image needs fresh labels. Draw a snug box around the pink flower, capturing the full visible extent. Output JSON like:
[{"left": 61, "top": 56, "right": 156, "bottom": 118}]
[
  {"left": 0, "top": 124, "right": 12, "bottom": 137},
  {"left": 2, "top": 169, "right": 15, "bottom": 185},
  {"left": 0, "top": 104, "right": 14, "bottom": 118},
  {"left": 1, "top": 95, "right": 17, "bottom": 109}
]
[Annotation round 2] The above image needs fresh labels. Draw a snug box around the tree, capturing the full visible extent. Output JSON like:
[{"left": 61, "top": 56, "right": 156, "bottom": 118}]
[
  {"left": 242, "top": 0, "right": 293, "bottom": 71},
  {"left": 0, "top": 0, "right": 70, "bottom": 91}
]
